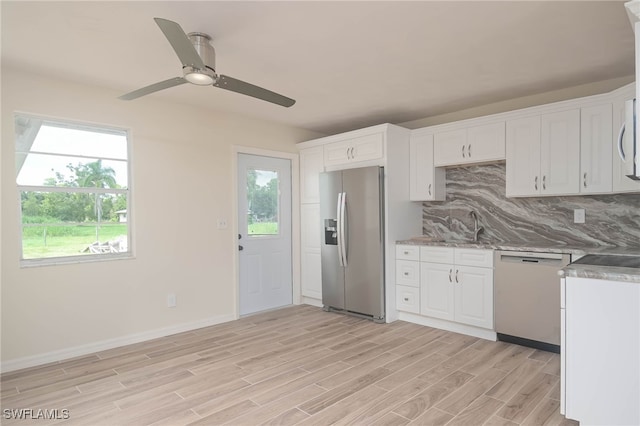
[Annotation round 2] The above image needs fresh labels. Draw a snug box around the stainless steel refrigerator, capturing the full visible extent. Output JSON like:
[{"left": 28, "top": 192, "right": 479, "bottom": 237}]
[{"left": 319, "top": 166, "right": 385, "bottom": 322}]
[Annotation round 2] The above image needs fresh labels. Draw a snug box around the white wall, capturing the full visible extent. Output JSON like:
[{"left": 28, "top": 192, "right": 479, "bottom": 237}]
[
  {"left": 0, "top": 67, "right": 320, "bottom": 368},
  {"left": 401, "top": 75, "right": 634, "bottom": 129}
]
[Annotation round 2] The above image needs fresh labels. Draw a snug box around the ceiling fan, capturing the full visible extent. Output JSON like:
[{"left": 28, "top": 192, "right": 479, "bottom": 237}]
[{"left": 119, "top": 18, "right": 295, "bottom": 107}]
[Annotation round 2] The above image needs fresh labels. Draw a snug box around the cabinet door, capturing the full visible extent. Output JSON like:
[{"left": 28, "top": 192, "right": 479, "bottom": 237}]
[
  {"left": 506, "top": 116, "right": 541, "bottom": 197},
  {"left": 409, "top": 133, "right": 445, "bottom": 201},
  {"left": 300, "top": 203, "right": 322, "bottom": 299},
  {"left": 300, "top": 147, "right": 324, "bottom": 204},
  {"left": 612, "top": 98, "right": 640, "bottom": 193},
  {"left": 351, "top": 133, "right": 384, "bottom": 162},
  {"left": 467, "top": 122, "right": 506, "bottom": 163},
  {"left": 434, "top": 129, "right": 467, "bottom": 166},
  {"left": 454, "top": 265, "right": 494, "bottom": 329},
  {"left": 540, "top": 109, "right": 580, "bottom": 195},
  {"left": 324, "top": 140, "right": 351, "bottom": 166},
  {"left": 420, "top": 262, "right": 455, "bottom": 321},
  {"left": 580, "top": 104, "right": 613, "bottom": 194},
  {"left": 323, "top": 133, "right": 384, "bottom": 167}
]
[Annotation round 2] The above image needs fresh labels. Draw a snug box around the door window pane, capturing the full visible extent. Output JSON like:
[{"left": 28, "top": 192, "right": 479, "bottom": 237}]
[{"left": 247, "top": 169, "right": 279, "bottom": 235}]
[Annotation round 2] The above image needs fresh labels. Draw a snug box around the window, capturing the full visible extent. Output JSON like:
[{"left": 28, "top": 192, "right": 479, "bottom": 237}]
[
  {"left": 246, "top": 168, "right": 279, "bottom": 236},
  {"left": 15, "top": 114, "right": 131, "bottom": 264}
]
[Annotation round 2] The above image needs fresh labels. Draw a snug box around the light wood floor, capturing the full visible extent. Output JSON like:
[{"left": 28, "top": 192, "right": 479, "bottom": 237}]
[{"left": 1, "top": 305, "right": 578, "bottom": 426}]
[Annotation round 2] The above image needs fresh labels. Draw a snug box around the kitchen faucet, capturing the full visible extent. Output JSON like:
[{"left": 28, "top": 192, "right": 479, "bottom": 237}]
[{"left": 469, "top": 210, "right": 484, "bottom": 242}]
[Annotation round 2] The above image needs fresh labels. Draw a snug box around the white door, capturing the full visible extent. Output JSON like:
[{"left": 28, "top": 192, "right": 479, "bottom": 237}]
[
  {"left": 506, "top": 116, "right": 541, "bottom": 197},
  {"left": 540, "top": 109, "right": 580, "bottom": 195},
  {"left": 420, "top": 262, "right": 455, "bottom": 321},
  {"left": 237, "top": 153, "right": 292, "bottom": 315},
  {"left": 454, "top": 265, "right": 494, "bottom": 329},
  {"left": 580, "top": 104, "right": 613, "bottom": 194}
]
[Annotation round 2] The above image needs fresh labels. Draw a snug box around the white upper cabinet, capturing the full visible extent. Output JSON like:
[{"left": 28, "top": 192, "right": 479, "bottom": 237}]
[
  {"left": 409, "top": 133, "right": 445, "bottom": 201},
  {"left": 540, "top": 109, "right": 581, "bottom": 195},
  {"left": 323, "top": 132, "right": 384, "bottom": 167},
  {"left": 506, "top": 110, "right": 580, "bottom": 197},
  {"left": 467, "top": 122, "right": 506, "bottom": 163},
  {"left": 434, "top": 122, "right": 505, "bottom": 167},
  {"left": 580, "top": 104, "right": 613, "bottom": 194},
  {"left": 299, "top": 146, "right": 324, "bottom": 204},
  {"left": 506, "top": 116, "right": 542, "bottom": 197},
  {"left": 434, "top": 129, "right": 467, "bottom": 166}
]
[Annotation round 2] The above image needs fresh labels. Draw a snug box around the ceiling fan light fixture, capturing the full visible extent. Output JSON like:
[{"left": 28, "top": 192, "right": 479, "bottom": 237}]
[{"left": 184, "top": 70, "right": 214, "bottom": 85}]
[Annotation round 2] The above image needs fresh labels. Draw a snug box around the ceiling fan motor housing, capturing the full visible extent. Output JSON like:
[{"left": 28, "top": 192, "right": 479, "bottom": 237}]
[{"left": 184, "top": 32, "right": 216, "bottom": 83}]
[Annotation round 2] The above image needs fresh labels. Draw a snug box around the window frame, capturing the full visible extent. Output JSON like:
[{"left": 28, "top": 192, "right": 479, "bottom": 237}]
[{"left": 15, "top": 113, "right": 134, "bottom": 267}]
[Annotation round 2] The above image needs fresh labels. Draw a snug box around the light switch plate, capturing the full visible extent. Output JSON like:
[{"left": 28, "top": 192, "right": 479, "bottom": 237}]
[{"left": 574, "top": 209, "right": 585, "bottom": 224}]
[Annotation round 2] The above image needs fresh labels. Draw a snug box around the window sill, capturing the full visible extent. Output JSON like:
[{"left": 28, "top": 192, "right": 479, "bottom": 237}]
[{"left": 20, "top": 253, "right": 135, "bottom": 268}]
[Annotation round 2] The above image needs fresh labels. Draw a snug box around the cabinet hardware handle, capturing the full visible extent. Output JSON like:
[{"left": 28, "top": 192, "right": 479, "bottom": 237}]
[
  {"left": 583, "top": 172, "right": 587, "bottom": 188},
  {"left": 542, "top": 175, "right": 546, "bottom": 190},
  {"left": 404, "top": 251, "right": 409, "bottom": 255},
  {"left": 428, "top": 183, "right": 432, "bottom": 196},
  {"left": 449, "top": 269, "right": 452, "bottom": 283},
  {"left": 468, "top": 144, "right": 471, "bottom": 157},
  {"left": 535, "top": 176, "right": 538, "bottom": 191},
  {"left": 461, "top": 145, "right": 466, "bottom": 158},
  {"left": 455, "top": 269, "right": 459, "bottom": 283},
  {"left": 404, "top": 297, "right": 409, "bottom": 302},
  {"left": 404, "top": 272, "right": 409, "bottom": 276}
]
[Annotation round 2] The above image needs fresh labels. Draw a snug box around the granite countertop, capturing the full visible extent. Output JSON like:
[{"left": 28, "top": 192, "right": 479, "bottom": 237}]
[
  {"left": 560, "top": 254, "right": 640, "bottom": 283},
  {"left": 397, "top": 236, "right": 640, "bottom": 283},
  {"left": 396, "top": 236, "right": 640, "bottom": 256}
]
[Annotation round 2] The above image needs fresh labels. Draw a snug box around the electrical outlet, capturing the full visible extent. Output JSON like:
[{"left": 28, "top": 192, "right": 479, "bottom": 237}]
[
  {"left": 167, "top": 293, "right": 177, "bottom": 308},
  {"left": 574, "top": 208, "right": 585, "bottom": 224},
  {"left": 217, "top": 219, "right": 228, "bottom": 229}
]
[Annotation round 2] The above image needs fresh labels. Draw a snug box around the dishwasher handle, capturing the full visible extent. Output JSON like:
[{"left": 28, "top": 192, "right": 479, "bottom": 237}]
[{"left": 498, "top": 251, "right": 566, "bottom": 265}]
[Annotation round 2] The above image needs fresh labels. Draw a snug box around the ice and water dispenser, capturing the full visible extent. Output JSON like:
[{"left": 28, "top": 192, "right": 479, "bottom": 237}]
[{"left": 324, "top": 219, "right": 337, "bottom": 245}]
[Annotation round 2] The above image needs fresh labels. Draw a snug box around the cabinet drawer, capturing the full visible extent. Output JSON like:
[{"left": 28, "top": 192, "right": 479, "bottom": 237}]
[
  {"left": 396, "top": 244, "right": 420, "bottom": 261},
  {"left": 420, "top": 246, "right": 455, "bottom": 264},
  {"left": 396, "top": 285, "right": 420, "bottom": 314},
  {"left": 396, "top": 260, "right": 419, "bottom": 287},
  {"left": 454, "top": 249, "right": 494, "bottom": 268}
]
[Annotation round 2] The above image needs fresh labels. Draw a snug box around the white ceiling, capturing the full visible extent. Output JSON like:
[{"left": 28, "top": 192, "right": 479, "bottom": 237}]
[{"left": 1, "top": 1, "right": 635, "bottom": 135}]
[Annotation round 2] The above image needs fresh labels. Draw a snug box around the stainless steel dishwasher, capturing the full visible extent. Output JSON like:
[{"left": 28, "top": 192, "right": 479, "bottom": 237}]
[{"left": 494, "top": 250, "right": 570, "bottom": 353}]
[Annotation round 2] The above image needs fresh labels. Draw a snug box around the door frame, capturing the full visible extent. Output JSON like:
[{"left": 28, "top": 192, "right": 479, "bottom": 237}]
[{"left": 232, "top": 146, "right": 301, "bottom": 319}]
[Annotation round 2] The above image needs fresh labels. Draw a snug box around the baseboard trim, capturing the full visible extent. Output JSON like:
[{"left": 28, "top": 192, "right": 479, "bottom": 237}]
[
  {"left": 1, "top": 314, "right": 236, "bottom": 373},
  {"left": 398, "top": 312, "right": 497, "bottom": 341},
  {"left": 301, "top": 296, "right": 323, "bottom": 308}
]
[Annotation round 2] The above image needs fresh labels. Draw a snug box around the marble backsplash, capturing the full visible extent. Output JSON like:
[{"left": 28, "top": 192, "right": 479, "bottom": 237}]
[{"left": 422, "top": 163, "right": 640, "bottom": 248}]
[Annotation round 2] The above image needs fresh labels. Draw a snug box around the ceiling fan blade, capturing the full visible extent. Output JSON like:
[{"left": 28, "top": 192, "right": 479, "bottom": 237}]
[
  {"left": 119, "top": 77, "right": 187, "bottom": 100},
  {"left": 214, "top": 75, "right": 296, "bottom": 108},
  {"left": 154, "top": 18, "right": 206, "bottom": 69}
]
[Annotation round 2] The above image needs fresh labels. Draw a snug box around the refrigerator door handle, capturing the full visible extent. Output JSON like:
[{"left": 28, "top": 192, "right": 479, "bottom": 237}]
[
  {"left": 340, "top": 192, "right": 348, "bottom": 267},
  {"left": 336, "top": 192, "right": 344, "bottom": 267}
]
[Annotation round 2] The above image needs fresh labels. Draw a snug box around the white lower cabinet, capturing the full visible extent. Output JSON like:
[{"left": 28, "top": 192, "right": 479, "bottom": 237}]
[
  {"left": 396, "top": 244, "right": 494, "bottom": 333},
  {"left": 453, "top": 265, "right": 494, "bottom": 329},
  {"left": 562, "top": 276, "right": 640, "bottom": 425}
]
